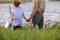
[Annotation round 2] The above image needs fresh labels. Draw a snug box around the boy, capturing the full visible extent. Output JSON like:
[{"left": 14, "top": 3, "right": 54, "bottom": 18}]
[{"left": 11, "top": 0, "right": 27, "bottom": 30}]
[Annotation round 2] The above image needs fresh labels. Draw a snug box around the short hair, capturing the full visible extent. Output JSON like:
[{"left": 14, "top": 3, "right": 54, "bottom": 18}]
[{"left": 13, "top": 0, "right": 20, "bottom": 7}]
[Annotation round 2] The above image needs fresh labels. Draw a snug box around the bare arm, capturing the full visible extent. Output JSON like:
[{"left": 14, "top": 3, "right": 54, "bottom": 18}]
[
  {"left": 23, "top": 14, "right": 27, "bottom": 21},
  {"left": 10, "top": 13, "right": 14, "bottom": 22},
  {"left": 10, "top": 15, "right": 14, "bottom": 22}
]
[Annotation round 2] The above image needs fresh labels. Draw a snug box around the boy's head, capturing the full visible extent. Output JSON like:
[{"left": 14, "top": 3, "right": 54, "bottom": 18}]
[{"left": 13, "top": 0, "right": 20, "bottom": 7}]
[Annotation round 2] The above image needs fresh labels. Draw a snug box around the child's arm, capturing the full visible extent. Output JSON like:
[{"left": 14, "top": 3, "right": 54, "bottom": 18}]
[
  {"left": 10, "top": 15, "right": 14, "bottom": 22},
  {"left": 23, "top": 15, "right": 30, "bottom": 22},
  {"left": 23, "top": 14, "right": 27, "bottom": 21},
  {"left": 22, "top": 11, "right": 30, "bottom": 22},
  {"left": 10, "top": 13, "right": 14, "bottom": 22}
]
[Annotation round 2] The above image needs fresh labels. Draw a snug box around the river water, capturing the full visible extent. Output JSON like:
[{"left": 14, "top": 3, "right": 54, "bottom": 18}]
[{"left": 0, "top": 2, "right": 60, "bottom": 25}]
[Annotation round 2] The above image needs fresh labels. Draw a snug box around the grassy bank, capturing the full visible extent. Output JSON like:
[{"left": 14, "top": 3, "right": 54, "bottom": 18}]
[{"left": 0, "top": 22, "right": 60, "bottom": 40}]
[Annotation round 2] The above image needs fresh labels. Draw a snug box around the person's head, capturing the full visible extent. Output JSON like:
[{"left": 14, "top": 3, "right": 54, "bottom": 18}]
[{"left": 13, "top": 0, "right": 20, "bottom": 7}]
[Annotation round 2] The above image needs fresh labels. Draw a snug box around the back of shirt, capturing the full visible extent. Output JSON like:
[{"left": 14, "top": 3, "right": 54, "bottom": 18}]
[{"left": 11, "top": 7, "right": 24, "bottom": 26}]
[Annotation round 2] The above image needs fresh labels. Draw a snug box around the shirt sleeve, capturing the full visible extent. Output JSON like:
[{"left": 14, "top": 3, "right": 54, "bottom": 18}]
[
  {"left": 21, "top": 9, "right": 24, "bottom": 16},
  {"left": 30, "top": 0, "right": 38, "bottom": 18},
  {"left": 22, "top": 11, "right": 24, "bottom": 16}
]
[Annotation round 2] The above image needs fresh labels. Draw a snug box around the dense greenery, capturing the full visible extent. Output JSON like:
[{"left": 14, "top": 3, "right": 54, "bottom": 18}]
[{"left": 0, "top": 22, "right": 60, "bottom": 40}]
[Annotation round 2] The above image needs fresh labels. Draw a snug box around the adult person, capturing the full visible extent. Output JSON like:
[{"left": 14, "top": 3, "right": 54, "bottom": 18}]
[{"left": 28, "top": 0, "right": 45, "bottom": 29}]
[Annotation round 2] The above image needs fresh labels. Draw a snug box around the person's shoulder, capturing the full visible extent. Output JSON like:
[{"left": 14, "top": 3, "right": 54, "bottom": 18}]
[
  {"left": 12, "top": 7, "right": 18, "bottom": 11},
  {"left": 11, "top": 7, "right": 16, "bottom": 13},
  {"left": 19, "top": 7, "right": 24, "bottom": 12},
  {"left": 11, "top": 9, "right": 14, "bottom": 13},
  {"left": 19, "top": 7, "right": 23, "bottom": 10}
]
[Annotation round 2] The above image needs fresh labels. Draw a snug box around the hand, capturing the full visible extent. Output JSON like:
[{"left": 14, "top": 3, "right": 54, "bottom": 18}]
[
  {"left": 26, "top": 19, "right": 30, "bottom": 22},
  {"left": 26, "top": 17, "right": 31, "bottom": 22}
]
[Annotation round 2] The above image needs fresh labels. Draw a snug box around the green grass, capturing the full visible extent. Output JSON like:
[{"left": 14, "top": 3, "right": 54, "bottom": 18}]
[{"left": 0, "top": 22, "right": 60, "bottom": 40}]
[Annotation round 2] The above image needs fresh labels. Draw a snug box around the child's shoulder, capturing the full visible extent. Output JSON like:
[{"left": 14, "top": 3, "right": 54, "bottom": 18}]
[
  {"left": 12, "top": 7, "right": 24, "bottom": 12},
  {"left": 19, "top": 7, "right": 23, "bottom": 10},
  {"left": 19, "top": 7, "right": 24, "bottom": 12},
  {"left": 11, "top": 9, "right": 14, "bottom": 12}
]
